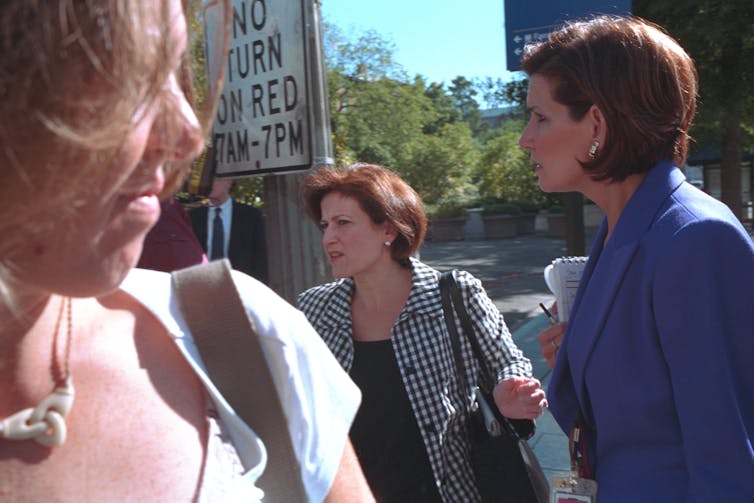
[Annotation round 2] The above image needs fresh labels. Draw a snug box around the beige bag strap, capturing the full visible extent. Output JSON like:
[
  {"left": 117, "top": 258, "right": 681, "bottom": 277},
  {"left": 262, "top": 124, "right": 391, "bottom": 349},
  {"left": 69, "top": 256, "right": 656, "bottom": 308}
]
[{"left": 172, "top": 259, "right": 306, "bottom": 503}]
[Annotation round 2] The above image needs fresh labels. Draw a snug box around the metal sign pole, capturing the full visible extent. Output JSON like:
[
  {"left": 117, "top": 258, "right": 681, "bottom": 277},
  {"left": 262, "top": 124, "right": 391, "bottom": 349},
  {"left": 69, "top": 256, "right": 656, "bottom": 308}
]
[{"left": 264, "top": 0, "right": 332, "bottom": 302}]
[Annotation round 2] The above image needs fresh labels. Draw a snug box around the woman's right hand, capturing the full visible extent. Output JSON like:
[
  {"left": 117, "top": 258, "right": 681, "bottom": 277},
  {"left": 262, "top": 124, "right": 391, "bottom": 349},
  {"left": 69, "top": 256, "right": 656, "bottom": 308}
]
[{"left": 537, "top": 322, "right": 565, "bottom": 369}]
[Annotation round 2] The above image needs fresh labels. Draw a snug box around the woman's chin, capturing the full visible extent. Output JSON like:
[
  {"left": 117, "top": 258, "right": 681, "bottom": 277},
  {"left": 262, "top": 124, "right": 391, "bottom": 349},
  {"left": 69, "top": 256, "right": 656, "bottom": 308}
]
[
  {"left": 537, "top": 177, "right": 560, "bottom": 194},
  {"left": 83, "top": 240, "right": 145, "bottom": 296}
]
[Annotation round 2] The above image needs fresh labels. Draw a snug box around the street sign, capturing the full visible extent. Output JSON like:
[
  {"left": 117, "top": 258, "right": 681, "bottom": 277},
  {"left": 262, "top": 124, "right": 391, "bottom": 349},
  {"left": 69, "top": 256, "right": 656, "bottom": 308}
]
[
  {"left": 205, "top": 0, "right": 316, "bottom": 177},
  {"left": 504, "top": 0, "right": 631, "bottom": 72}
]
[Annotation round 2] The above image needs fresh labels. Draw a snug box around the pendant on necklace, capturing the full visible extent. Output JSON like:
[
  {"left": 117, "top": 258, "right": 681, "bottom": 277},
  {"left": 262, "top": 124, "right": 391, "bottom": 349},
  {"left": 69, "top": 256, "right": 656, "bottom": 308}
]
[{"left": 0, "top": 375, "right": 75, "bottom": 447}]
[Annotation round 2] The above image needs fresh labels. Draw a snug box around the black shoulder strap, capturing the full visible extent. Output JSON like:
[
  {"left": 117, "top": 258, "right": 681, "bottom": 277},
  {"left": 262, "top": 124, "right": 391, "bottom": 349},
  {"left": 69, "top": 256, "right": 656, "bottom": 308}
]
[
  {"left": 440, "top": 270, "right": 496, "bottom": 392},
  {"left": 172, "top": 259, "right": 306, "bottom": 503},
  {"left": 440, "top": 271, "right": 468, "bottom": 390},
  {"left": 440, "top": 270, "right": 535, "bottom": 441}
]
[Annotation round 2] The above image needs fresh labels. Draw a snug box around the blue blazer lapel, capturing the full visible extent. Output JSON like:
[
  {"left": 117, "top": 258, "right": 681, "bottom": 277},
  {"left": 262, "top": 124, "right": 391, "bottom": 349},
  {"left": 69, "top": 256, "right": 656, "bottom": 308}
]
[
  {"left": 548, "top": 223, "right": 604, "bottom": 430},
  {"left": 567, "top": 239, "right": 640, "bottom": 409},
  {"left": 550, "top": 160, "right": 686, "bottom": 429},
  {"left": 548, "top": 221, "right": 637, "bottom": 429}
]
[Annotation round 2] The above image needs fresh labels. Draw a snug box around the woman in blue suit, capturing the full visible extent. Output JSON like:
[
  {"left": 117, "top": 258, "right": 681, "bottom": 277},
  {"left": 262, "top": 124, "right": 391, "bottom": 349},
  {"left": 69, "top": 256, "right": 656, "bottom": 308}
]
[{"left": 519, "top": 15, "right": 754, "bottom": 501}]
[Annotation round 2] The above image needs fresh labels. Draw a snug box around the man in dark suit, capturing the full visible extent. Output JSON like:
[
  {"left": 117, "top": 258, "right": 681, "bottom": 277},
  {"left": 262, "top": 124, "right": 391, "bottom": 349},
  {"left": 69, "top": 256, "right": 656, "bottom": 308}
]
[{"left": 189, "top": 179, "right": 269, "bottom": 284}]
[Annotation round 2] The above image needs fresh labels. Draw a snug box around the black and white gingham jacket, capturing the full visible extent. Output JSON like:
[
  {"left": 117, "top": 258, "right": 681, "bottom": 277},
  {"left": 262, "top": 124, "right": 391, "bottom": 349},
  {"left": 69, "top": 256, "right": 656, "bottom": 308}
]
[{"left": 297, "top": 258, "right": 533, "bottom": 502}]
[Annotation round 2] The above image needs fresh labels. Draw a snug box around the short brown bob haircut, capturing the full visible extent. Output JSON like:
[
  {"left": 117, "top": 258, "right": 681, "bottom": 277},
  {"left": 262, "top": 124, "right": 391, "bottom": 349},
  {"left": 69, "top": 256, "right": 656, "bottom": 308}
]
[
  {"left": 521, "top": 15, "right": 698, "bottom": 182},
  {"left": 300, "top": 163, "right": 427, "bottom": 265}
]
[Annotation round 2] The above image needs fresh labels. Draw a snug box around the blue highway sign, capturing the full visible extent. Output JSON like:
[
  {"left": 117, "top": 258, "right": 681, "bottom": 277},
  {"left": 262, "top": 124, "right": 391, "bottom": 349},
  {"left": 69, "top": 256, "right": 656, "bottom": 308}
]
[{"left": 504, "top": 0, "right": 631, "bottom": 71}]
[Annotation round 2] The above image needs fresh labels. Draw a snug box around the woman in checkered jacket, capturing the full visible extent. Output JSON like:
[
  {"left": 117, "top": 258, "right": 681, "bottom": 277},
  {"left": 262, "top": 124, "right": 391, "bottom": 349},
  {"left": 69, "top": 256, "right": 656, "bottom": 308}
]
[{"left": 298, "top": 163, "right": 547, "bottom": 502}]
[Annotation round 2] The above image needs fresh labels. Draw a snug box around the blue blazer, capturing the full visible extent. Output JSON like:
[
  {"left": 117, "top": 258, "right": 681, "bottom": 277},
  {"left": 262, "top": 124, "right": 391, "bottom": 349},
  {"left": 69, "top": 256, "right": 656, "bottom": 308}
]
[{"left": 549, "top": 161, "right": 754, "bottom": 502}]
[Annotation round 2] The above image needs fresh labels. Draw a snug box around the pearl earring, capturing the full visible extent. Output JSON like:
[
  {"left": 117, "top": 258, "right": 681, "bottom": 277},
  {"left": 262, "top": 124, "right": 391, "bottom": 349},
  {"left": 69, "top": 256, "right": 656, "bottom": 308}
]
[
  {"left": 588, "top": 139, "right": 600, "bottom": 159},
  {"left": 384, "top": 241, "right": 391, "bottom": 247}
]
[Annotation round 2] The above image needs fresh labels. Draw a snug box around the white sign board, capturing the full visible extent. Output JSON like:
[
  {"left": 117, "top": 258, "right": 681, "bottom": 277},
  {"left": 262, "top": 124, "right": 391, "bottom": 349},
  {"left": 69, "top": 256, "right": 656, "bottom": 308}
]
[{"left": 206, "top": 0, "right": 312, "bottom": 176}]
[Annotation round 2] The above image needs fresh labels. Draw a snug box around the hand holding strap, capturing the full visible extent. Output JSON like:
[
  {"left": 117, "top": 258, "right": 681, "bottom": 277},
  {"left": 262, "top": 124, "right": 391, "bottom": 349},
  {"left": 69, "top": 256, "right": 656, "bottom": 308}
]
[{"left": 439, "top": 270, "right": 534, "bottom": 441}]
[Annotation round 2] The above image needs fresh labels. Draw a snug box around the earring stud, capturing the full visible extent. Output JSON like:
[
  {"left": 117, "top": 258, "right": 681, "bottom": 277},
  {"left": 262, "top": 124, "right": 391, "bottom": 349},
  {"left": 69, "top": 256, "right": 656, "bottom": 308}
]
[
  {"left": 588, "top": 139, "right": 600, "bottom": 159},
  {"left": 384, "top": 241, "right": 391, "bottom": 247}
]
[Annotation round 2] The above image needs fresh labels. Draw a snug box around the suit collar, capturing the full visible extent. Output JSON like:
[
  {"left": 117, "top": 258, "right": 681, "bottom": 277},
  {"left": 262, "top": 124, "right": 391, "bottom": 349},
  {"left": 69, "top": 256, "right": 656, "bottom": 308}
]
[
  {"left": 609, "top": 160, "right": 685, "bottom": 247},
  {"left": 211, "top": 196, "right": 233, "bottom": 212}
]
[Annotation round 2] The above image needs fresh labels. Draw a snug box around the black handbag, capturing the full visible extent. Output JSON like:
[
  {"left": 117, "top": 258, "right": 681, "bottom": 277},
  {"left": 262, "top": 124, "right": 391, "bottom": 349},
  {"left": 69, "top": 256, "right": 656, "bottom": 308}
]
[{"left": 440, "top": 270, "right": 550, "bottom": 503}]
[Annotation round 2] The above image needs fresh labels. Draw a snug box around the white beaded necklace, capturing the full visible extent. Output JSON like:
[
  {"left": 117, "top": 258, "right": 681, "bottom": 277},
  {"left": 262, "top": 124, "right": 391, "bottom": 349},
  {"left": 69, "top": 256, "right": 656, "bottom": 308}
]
[{"left": 0, "top": 297, "right": 75, "bottom": 447}]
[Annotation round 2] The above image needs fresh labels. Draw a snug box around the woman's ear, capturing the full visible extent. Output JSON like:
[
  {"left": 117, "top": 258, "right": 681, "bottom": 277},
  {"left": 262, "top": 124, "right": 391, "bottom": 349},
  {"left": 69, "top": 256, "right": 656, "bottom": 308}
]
[
  {"left": 383, "top": 224, "right": 398, "bottom": 243},
  {"left": 589, "top": 104, "right": 607, "bottom": 144}
]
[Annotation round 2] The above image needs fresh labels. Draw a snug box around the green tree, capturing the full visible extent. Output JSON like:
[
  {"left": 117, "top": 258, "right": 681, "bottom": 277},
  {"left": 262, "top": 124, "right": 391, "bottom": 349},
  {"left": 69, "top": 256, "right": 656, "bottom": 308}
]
[
  {"left": 329, "top": 76, "right": 432, "bottom": 169},
  {"left": 448, "top": 76, "right": 487, "bottom": 138},
  {"left": 399, "top": 122, "right": 479, "bottom": 205},
  {"left": 324, "top": 23, "right": 431, "bottom": 168},
  {"left": 476, "top": 76, "right": 528, "bottom": 109},
  {"left": 232, "top": 178, "right": 264, "bottom": 206},
  {"left": 421, "top": 79, "right": 462, "bottom": 135},
  {"left": 322, "top": 24, "right": 558, "bottom": 210},
  {"left": 634, "top": 0, "right": 754, "bottom": 218},
  {"left": 323, "top": 24, "right": 407, "bottom": 82},
  {"left": 475, "top": 121, "right": 545, "bottom": 206}
]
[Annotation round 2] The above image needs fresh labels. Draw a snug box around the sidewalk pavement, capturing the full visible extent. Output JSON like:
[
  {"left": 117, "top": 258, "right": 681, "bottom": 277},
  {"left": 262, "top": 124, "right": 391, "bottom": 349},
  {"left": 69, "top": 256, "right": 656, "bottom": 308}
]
[{"left": 419, "top": 232, "right": 586, "bottom": 482}]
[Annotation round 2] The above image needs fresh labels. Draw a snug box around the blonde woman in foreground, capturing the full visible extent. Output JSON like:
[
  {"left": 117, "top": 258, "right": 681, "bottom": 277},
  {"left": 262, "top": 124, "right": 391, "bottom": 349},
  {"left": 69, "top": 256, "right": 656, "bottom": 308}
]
[{"left": 0, "top": 1, "right": 372, "bottom": 501}]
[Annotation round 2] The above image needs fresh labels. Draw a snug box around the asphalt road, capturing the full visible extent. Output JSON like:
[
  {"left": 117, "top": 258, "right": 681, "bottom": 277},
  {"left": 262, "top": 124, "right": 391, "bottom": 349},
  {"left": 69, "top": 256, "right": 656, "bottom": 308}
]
[{"left": 419, "top": 233, "right": 579, "bottom": 331}]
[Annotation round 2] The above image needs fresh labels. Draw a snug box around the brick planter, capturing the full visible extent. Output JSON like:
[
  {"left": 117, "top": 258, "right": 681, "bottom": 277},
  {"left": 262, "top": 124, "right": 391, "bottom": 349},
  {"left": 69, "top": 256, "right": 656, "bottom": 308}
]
[
  {"left": 516, "top": 213, "right": 537, "bottom": 234},
  {"left": 547, "top": 214, "right": 566, "bottom": 238},
  {"left": 483, "top": 214, "right": 518, "bottom": 239},
  {"left": 429, "top": 216, "right": 467, "bottom": 241}
]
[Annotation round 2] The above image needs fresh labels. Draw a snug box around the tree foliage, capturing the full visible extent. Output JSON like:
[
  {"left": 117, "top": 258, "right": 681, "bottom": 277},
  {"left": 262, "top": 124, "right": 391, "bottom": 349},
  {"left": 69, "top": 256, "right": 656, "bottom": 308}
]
[
  {"left": 475, "top": 121, "right": 544, "bottom": 205},
  {"left": 477, "top": 76, "right": 528, "bottom": 109},
  {"left": 325, "top": 25, "right": 484, "bottom": 204},
  {"left": 323, "top": 23, "right": 407, "bottom": 82},
  {"left": 399, "top": 122, "right": 479, "bottom": 205},
  {"left": 322, "top": 23, "right": 544, "bottom": 209},
  {"left": 216, "top": 5, "right": 754, "bottom": 219},
  {"left": 448, "top": 76, "right": 487, "bottom": 138},
  {"left": 328, "top": 72, "right": 435, "bottom": 170},
  {"left": 633, "top": 0, "right": 754, "bottom": 216},
  {"left": 421, "top": 79, "right": 462, "bottom": 135}
]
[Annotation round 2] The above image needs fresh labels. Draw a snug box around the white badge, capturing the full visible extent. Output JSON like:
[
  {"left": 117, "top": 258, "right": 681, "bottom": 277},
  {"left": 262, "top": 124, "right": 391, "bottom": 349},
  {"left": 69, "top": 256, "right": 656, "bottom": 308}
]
[{"left": 550, "top": 476, "right": 598, "bottom": 503}]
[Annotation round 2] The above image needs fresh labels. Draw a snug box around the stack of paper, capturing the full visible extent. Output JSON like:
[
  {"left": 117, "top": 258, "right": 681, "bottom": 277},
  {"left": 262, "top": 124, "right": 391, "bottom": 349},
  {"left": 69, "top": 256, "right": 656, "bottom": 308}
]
[{"left": 543, "top": 256, "right": 588, "bottom": 322}]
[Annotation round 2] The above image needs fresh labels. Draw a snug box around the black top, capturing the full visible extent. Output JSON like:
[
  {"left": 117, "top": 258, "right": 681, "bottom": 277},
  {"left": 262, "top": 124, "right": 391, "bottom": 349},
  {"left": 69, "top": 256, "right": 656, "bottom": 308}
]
[{"left": 349, "top": 340, "right": 442, "bottom": 502}]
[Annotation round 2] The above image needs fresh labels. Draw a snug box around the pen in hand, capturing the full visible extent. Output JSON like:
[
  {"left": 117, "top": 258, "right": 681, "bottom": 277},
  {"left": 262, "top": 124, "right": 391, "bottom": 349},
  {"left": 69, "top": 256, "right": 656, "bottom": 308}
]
[{"left": 539, "top": 302, "right": 558, "bottom": 325}]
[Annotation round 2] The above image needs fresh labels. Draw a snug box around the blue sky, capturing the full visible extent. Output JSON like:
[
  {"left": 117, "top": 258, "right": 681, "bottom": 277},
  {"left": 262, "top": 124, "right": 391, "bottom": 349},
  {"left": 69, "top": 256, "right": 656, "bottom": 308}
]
[{"left": 320, "top": 0, "right": 525, "bottom": 87}]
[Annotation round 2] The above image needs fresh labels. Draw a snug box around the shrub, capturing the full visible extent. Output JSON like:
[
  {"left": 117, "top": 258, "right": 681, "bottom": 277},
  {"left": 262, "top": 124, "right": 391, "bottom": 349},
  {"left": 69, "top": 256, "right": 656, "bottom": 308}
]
[
  {"left": 511, "top": 200, "right": 540, "bottom": 214},
  {"left": 429, "top": 200, "right": 467, "bottom": 218},
  {"left": 481, "top": 200, "right": 521, "bottom": 216},
  {"left": 475, "top": 125, "right": 546, "bottom": 207}
]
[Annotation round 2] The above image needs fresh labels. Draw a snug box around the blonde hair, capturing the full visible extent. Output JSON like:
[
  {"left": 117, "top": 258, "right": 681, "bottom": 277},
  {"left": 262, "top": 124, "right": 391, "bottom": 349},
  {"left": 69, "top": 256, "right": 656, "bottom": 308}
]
[{"left": 0, "top": 0, "right": 214, "bottom": 303}]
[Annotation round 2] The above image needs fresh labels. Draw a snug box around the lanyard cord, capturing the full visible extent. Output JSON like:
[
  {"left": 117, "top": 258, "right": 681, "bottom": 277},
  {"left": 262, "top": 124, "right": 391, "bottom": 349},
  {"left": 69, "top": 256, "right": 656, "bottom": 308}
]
[{"left": 568, "top": 412, "right": 592, "bottom": 479}]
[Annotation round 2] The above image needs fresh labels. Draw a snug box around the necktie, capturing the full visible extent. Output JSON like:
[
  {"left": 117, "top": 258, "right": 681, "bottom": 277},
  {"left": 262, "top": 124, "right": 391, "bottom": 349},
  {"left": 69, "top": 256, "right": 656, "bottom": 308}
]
[{"left": 210, "top": 207, "right": 225, "bottom": 260}]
